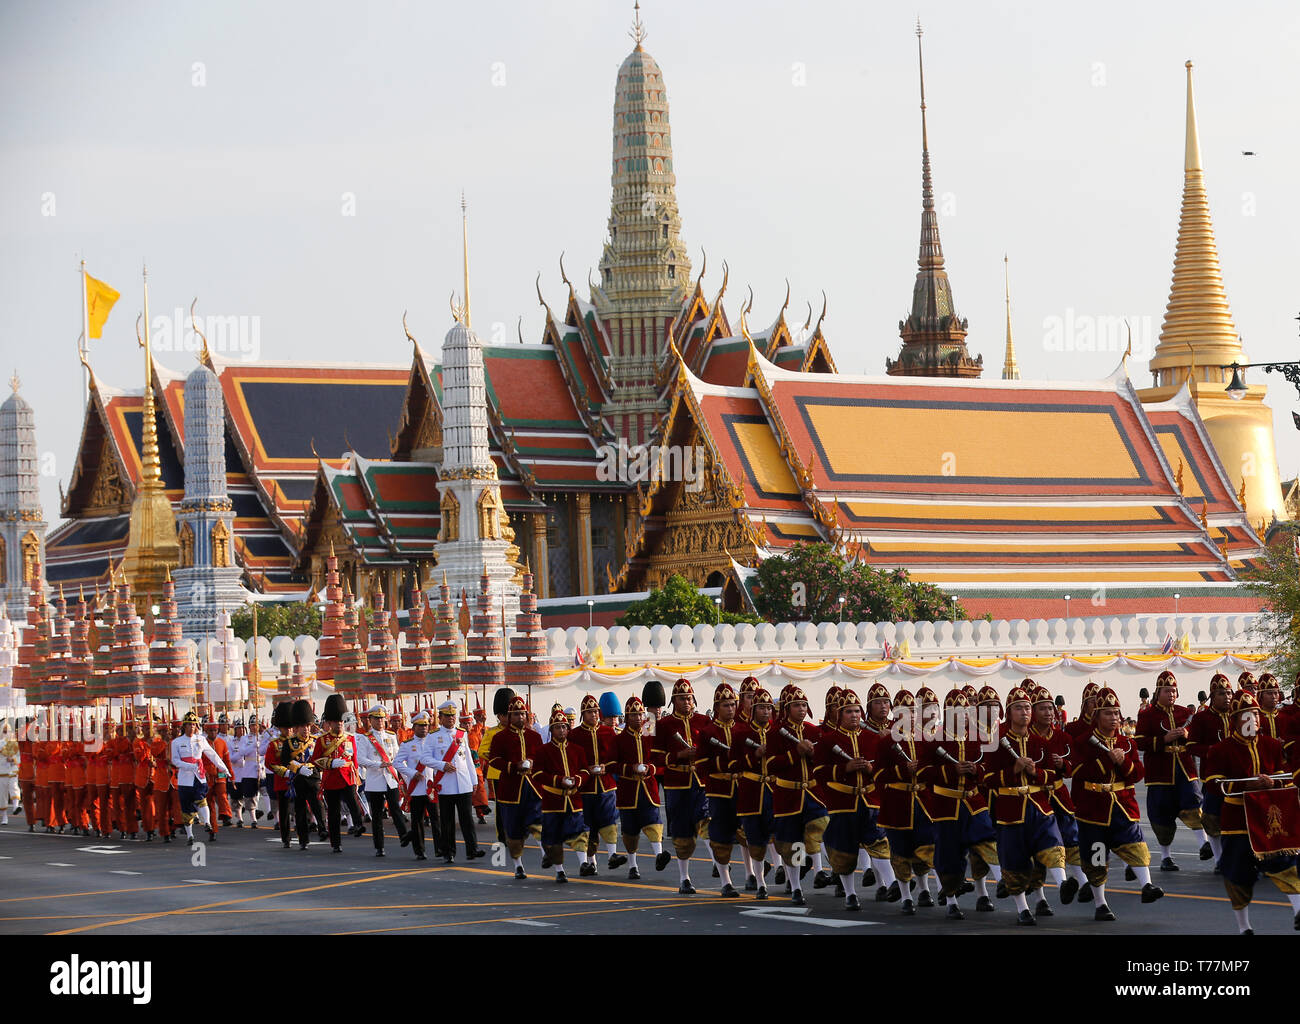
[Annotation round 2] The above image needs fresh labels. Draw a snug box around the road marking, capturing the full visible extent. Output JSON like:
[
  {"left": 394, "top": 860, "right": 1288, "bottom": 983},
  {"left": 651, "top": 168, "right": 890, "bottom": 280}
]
[
  {"left": 181, "top": 879, "right": 219, "bottom": 885},
  {"left": 740, "top": 906, "right": 879, "bottom": 928},
  {"left": 77, "top": 845, "right": 127, "bottom": 855},
  {"left": 109, "top": 870, "right": 142, "bottom": 876},
  {"left": 505, "top": 918, "right": 555, "bottom": 927},
  {"left": 332, "top": 898, "right": 703, "bottom": 936},
  {"left": 46, "top": 863, "right": 74, "bottom": 867}
]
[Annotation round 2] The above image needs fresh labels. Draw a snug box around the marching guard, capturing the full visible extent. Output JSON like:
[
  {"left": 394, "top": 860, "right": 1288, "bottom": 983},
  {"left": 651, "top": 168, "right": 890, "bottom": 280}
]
[
  {"left": 700, "top": 682, "right": 744, "bottom": 897},
  {"left": 611, "top": 695, "right": 668, "bottom": 879},
  {"left": 1030, "top": 685, "right": 1087, "bottom": 900},
  {"left": 431, "top": 700, "right": 485, "bottom": 863},
  {"left": 1068, "top": 686, "right": 1165, "bottom": 921},
  {"left": 734, "top": 686, "right": 777, "bottom": 898},
  {"left": 874, "top": 689, "right": 936, "bottom": 914},
  {"left": 487, "top": 695, "right": 545, "bottom": 878},
  {"left": 765, "top": 684, "right": 830, "bottom": 907},
  {"left": 1204, "top": 690, "right": 1300, "bottom": 933},
  {"left": 535, "top": 708, "right": 591, "bottom": 883},
  {"left": 394, "top": 710, "right": 441, "bottom": 861},
  {"left": 1188, "top": 674, "right": 1234, "bottom": 864},
  {"left": 313, "top": 694, "right": 364, "bottom": 853},
  {"left": 169, "top": 710, "right": 230, "bottom": 846},
  {"left": 981, "top": 685, "right": 1068, "bottom": 925},
  {"left": 574, "top": 694, "right": 625, "bottom": 876},
  {"left": 355, "top": 704, "right": 409, "bottom": 856},
  {"left": 652, "top": 678, "right": 711, "bottom": 894},
  {"left": 1136, "top": 670, "right": 1209, "bottom": 869},
  {"left": 266, "top": 700, "right": 326, "bottom": 850}
]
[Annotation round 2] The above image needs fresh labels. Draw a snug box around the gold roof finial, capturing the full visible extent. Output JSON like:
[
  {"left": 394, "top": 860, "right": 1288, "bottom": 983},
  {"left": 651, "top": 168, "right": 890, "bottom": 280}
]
[
  {"left": 461, "top": 191, "right": 470, "bottom": 330},
  {"left": 630, "top": 1, "right": 647, "bottom": 49},
  {"left": 189, "top": 298, "right": 211, "bottom": 365},
  {"left": 916, "top": 18, "right": 928, "bottom": 151},
  {"left": 8, "top": 369, "right": 18, "bottom": 393},
  {"left": 1002, "top": 254, "right": 1020, "bottom": 380},
  {"left": 139, "top": 265, "right": 161, "bottom": 486},
  {"left": 1199, "top": 497, "right": 1209, "bottom": 529},
  {"left": 1175, "top": 457, "right": 1185, "bottom": 495},
  {"left": 1237, "top": 476, "right": 1247, "bottom": 508}
]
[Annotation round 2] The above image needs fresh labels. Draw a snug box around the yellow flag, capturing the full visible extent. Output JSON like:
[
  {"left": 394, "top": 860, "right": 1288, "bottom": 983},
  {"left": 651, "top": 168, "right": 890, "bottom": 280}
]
[{"left": 85, "top": 272, "right": 120, "bottom": 339}]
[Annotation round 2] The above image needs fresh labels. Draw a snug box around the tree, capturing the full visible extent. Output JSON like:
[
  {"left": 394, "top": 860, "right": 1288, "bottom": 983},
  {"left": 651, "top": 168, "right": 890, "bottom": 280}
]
[
  {"left": 617, "top": 573, "right": 762, "bottom": 628},
  {"left": 1244, "top": 525, "right": 1300, "bottom": 687},
  {"left": 752, "top": 542, "right": 967, "bottom": 624},
  {"left": 229, "top": 601, "right": 322, "bottom": 641}
]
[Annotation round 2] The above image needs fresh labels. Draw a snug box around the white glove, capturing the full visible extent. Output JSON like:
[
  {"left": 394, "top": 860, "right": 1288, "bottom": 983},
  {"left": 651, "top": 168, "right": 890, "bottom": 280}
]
[
  {"left": 297, "top": 766, "right": 313, "bottom": 776},
  {"left": 330, "top": 758, "right": 346, "bottom": 769},
  {"left": 634, "top": 763, "right": 647, "bottom": 775}
]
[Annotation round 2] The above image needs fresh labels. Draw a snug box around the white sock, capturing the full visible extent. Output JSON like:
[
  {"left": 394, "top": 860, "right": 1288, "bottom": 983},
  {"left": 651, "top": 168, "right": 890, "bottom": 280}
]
[
  {"left": 1070, "top": 864, "right": 1088, "bottom": 884},
  {"left": 767, "top": 842, "right": 779, "bottom": 866},
  {"left": 717, "top": 862, "right": 732, "bottom": 887},
  {"left": 949, "top": 891, "right": 960, "bottom": 909},
  {"left": 602, "top": 841, "right": 616, "bottom": 858},
  {"left": 871, "top": 857, "right": 896, "bottom": 887},
  {"left": 843, "top": 872, "right": 857, "bottom": 897},
  {"left": 677, "top": 858, "right": 691, "bottom": 883},
  {"left": 512, "top": 856, "right": 522, "bottom": 870},
  {"left": 790, "top": 864, "right": 803, "bottom": 892},
  {"left": 1093, "top": 882, "right": 1107, "bottom": 905},
  {"left": 1013, "top": 892, "right": 1029, "bottom": 912},
  {"left": 1159, "top": 844, "right": 1172, "bottom": 860},
  {"left": 198, "top": 805, "right": 211, "bottom": 828},
  {"left": 649, "top": 841, "right": 663, "bottom": 855},
  {"left": 744, "top": 852, "right": 756, "bottom": 879},
  {"left": 975, "top": 877, "right": 988, "bottom": 898},
  {"left": 1048, "top": 866, "right": 1066, "bottom": 885},
  {"left": 812, "top": 851, "right": 824, "bottom": 873},
  {"left": 921, "top": 871, "right": 935, "bottom": 894},
  {"left": 1209, "top": 835, "right": 1223, "bottom": 859},
  {"left": 184, "top": 823, "right": 194, "bottom": 838},
  {"left": 1192, "top": 829, "right": 1207, "bottom": 845},
  {"left": 856, "top": 849, "right": 870, "bottom": 871},
  {"left": 1287, "top": 894, "right": 1300, "bottom": 913},
  {"left": 627, "top": 851, "right": 638, "bottom": 868},
  {"left": 1234, "top": 907, "right": 1251, "bottom": 932},
  {"left": 1133, "top": 865, "right": 1152, "bottom": 886},
  {"left": 585, "top": 851, "right": 595, "bottom": 865},
  {"left": 987, "top": 863, "right": 1003, "bottom": 882}
]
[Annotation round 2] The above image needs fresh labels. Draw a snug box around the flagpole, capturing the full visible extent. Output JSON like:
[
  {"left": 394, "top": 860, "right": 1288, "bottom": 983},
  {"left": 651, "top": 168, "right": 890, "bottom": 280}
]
[{"left": 80, "top": 258, "right": 90, "bottom": 410}]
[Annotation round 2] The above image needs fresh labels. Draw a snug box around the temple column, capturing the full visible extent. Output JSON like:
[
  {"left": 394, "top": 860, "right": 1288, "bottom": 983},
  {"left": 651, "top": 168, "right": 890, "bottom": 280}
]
[
  {"left": 531, "top": 510, "right": 550, "bottom": 599},
  {"left": 575, "top": 492, "right": 594, "bottom": 595}
]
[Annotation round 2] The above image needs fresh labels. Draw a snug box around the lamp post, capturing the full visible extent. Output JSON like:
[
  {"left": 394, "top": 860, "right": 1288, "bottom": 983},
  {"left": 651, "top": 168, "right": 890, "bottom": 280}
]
[
  {"left": 950, "top": 595, "right": 957, "bottom": 624},
  {"left": 1063, "top": 595, "right": 1071, "bottom": 622},
  {"left": 838, "top": 595, "right": 846, "bottom": 623},
  {"left": 586, "top": 599, "right": 594, "bottom": 631},
  {"left": 714, "top": 596, "right": 722, "bottom": 623},
  {"left": 1173, "top": 592, "right": 1180, "bottom": 618},
  {"left": 1222, "top": 355, "right": 1300, "bottom": 412}
]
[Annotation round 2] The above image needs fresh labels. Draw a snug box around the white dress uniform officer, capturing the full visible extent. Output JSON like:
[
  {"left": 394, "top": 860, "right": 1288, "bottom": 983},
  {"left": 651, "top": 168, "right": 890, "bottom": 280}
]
[{"left": 430, "top": 701, "right": 486, "bottom": 863}]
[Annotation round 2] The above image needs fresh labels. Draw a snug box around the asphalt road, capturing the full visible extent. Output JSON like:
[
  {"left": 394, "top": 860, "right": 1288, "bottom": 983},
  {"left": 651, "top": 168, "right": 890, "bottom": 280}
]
[{"left": 0, "top": 785, "right": 1296, "bottom": 936}]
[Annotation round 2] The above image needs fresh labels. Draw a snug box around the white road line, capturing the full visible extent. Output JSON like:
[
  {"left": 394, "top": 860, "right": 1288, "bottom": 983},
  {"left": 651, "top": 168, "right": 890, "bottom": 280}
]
[
  {"left": 46, "top": 862, "right": 74, "bottom": 867},
  {"left": 109, "top": 870, "right": 142, "bottom": 875},
  {"left": 505, "top": 918, "right": 556, "bottom": 927},
  {"left": 181, "top": 878, "right": 219, "bottom": 884}
]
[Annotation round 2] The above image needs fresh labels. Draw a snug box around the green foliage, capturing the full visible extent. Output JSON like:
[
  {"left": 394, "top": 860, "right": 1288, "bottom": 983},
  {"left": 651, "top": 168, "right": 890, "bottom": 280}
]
[
  {"left": 1244, "top": 526, "right": 1300, "bottom": 689},
  {"left": 616, "top": 574, "right": 761, "bottom": 628},
  {"left": 752, "top": 542, "right": 967, "bottom": 624},
  {"left": 229, "top": 601, "right": 322, "bottom": 641}
]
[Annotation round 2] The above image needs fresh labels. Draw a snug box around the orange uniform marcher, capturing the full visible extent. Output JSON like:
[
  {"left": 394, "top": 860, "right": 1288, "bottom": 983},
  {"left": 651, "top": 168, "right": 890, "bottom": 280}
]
[
  {"left": 89, "top": 733, "right": 114, "bottom": 836},
  {"left": 203, "top": 729, "right": 234, "bottom": 829},
  {"left": 149, "top": 729, "right": 175, "bottom": 841},
  {"left": 17, "top": 737, "right": 36, "bottom": 829},
  {"left": 47, "top": 741, "right": 69, "bottom": 829},
  {"left": 110, "top": 730, "right": 139, "bottom": 837},
  {"left": 32, "top": 740, "right": 52, "bottom": 828},
  {"left": 133, "top": 732, "right": 157, "bottom": 835},
  {"left": 63, "top": 745, "right": 88, "bottom": 832}
]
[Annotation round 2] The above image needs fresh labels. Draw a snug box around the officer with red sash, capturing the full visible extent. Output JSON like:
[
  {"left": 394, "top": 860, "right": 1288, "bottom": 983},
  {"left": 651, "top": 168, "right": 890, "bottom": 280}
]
[
  {"left": 1067, "top": 686, "right": 1164, "bottom": 921},
  {"left": 920, "top": 688, "right": 999, "bottom": 918},
  {"left": 766, "top": 684, "right": 829, "bottom": 907},
  {"left": 312, "top": 694, "right": 363, "bottom": 854},
  {"left": 1203, "top": 690, "right": 1300, "bottom": 934},
  {"left": 981, "top": 685, "right": 1068, "bottom": 925},
  {"left": 610, "top": 695, "right": 668, "bottom": 879},
  {"left": 487, "top": 695, "right": 545, "bottom": 878},
  {"left": 535, "top": 708, "right": 591, "bottom": 883},
  {"left": 574, "top": 694, "right": 625, "bottom": 876},
  {"left": 1188, "top": 674, "right": 1234, "bottom": 864},
  {"left": 1136, "top": 670, "right": 1208, "bottom": 869},
  {"left": 652, "top": 678, "right": 711, "bottom": 894}
]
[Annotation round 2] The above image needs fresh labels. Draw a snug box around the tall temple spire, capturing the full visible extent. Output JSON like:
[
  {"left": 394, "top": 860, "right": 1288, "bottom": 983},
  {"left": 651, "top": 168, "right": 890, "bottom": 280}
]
[
  {"left": 1137, "top": 62, "right": 1284, "bottom": 524},
  {"left": 122, "top": 265, "right": 180, "bottom": 608},
  {"left": 887, "top": 21, "right": 981, "bottom": 378},
  {"left": 1002, "top": 254, "right": 1020, "bottom": 380},
  {"left": 0, "top": 370, "right": 47, "bottom": 609},
  {"left": 588, "top": 4, "right": 693, "bottom": 444},
  {"left": 460, "top": 191, "right": 471, "bottom": 330}
]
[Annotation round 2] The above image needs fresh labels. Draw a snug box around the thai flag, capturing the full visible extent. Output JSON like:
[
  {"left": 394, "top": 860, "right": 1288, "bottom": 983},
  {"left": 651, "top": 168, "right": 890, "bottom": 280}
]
[
  {"left": 882, "top": 641, "right": 895, "bottom": 660},
  {"left": 574, "top": 648, "right": 588, "bottom": 668},
  {"left": 1160, "top": 634, "right": 1175, "bottom": 654}
]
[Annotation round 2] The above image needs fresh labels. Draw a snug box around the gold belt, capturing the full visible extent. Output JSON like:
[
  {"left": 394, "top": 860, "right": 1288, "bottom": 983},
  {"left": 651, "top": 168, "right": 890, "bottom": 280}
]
[
  {"left": 740, "top": 772, "right": 771, "bottom": 785},
  {"left": 826, "top": 780, "right": 868, "bottom": 795},
  {"left": 885, "top": 782, "right": 920, "bottom": 793},
  {"left": 772, "top": 778, "right": 816, "bottom": 790},
  {"left": 1084, "top": 781, "right": 1133, "bottom": 793},
  {"left": 932, "top": 785, "right": 971, "bottom": 800},
  {"left": 995, "top": 785, "right": 1044, "bottom": 796},
  {"left": 1223, "top": 795, "right": 1244, "bottom": 805}
]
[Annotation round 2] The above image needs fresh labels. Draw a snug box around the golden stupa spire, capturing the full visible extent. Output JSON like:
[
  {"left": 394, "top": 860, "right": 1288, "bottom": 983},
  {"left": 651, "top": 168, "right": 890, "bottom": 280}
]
[
  {"left": 1002, "top": 254, "right": 1020, "bottom": 380},
  {"left": 139, "top": 268, "right": 161, "bottom": 486},
  {"left": 1151, "top": 62, "right": 1242, "bottom": 373}
]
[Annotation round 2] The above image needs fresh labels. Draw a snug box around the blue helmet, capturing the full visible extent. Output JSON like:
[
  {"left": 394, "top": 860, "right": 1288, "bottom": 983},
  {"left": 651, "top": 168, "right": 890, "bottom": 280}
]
[{"left": 598, "top": 691, "right": 623, "bottom": 718}]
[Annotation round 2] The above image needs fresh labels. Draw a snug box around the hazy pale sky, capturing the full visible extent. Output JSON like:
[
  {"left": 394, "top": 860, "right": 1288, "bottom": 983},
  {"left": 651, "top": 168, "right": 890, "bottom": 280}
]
[{"left": 3, "top": 0, "right": 1299, "bottom": 521}]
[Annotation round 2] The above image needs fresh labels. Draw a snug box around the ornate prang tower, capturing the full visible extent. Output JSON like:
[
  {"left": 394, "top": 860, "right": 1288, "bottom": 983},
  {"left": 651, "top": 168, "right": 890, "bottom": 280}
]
[
  {"left": 435, "top": 199, "right": 521, "bottom": 623},
  {"left": 174, "top": 341, "right": 246, "bottom": 641},
  {"left": 887, "top": 22, "right": 982, "bottom": 379},
  {"left": 121, "top": 269, "right": 180, "bottom": 610},
  {"left": 0, "top": 372, "right": 47, "bottom": 609},
  {"left": 1002, "top": 255, "right": 1021, "bottom": 380},
  {"left": 590, "top": 2, "right": 692, "bottom": 443},
  {"left": 1137, "top": 62, "right": 1284, "bottom": 524}
]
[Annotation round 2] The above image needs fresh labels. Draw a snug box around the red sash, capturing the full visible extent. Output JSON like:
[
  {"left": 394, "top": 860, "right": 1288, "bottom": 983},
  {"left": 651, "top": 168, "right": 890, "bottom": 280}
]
[
  {"left": 400, "top": 762, "right": 428, "bottom": 812},
  {"left": 365, "top": 733, "right": 402, "bottom": 786}
]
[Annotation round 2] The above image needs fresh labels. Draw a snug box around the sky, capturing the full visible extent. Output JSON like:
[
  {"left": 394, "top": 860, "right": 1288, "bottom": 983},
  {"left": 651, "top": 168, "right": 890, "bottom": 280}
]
[{"left": 2, "top": 0, "right": 1299, "bottom": 521}]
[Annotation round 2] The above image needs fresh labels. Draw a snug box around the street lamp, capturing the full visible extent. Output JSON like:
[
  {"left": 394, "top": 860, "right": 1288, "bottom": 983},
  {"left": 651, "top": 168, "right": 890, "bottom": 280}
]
[
  {"left": 1222, "top": 356, "right": 1300, "bottom": 412},
  {"left": 950, "top": 595, "right": 957, "bottom": 624},
  {"left": 1173, "top": 592, "right": 1180, "bottom": 617},
  {"left": 1063, "top": 595, "right": 1071, "bottom": 621},
  {"left": 586, "top": 599, "right": 594, "bottom": 630},
  {"left": 838, "top": 595, "right": 846, "bottom": 623}
]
